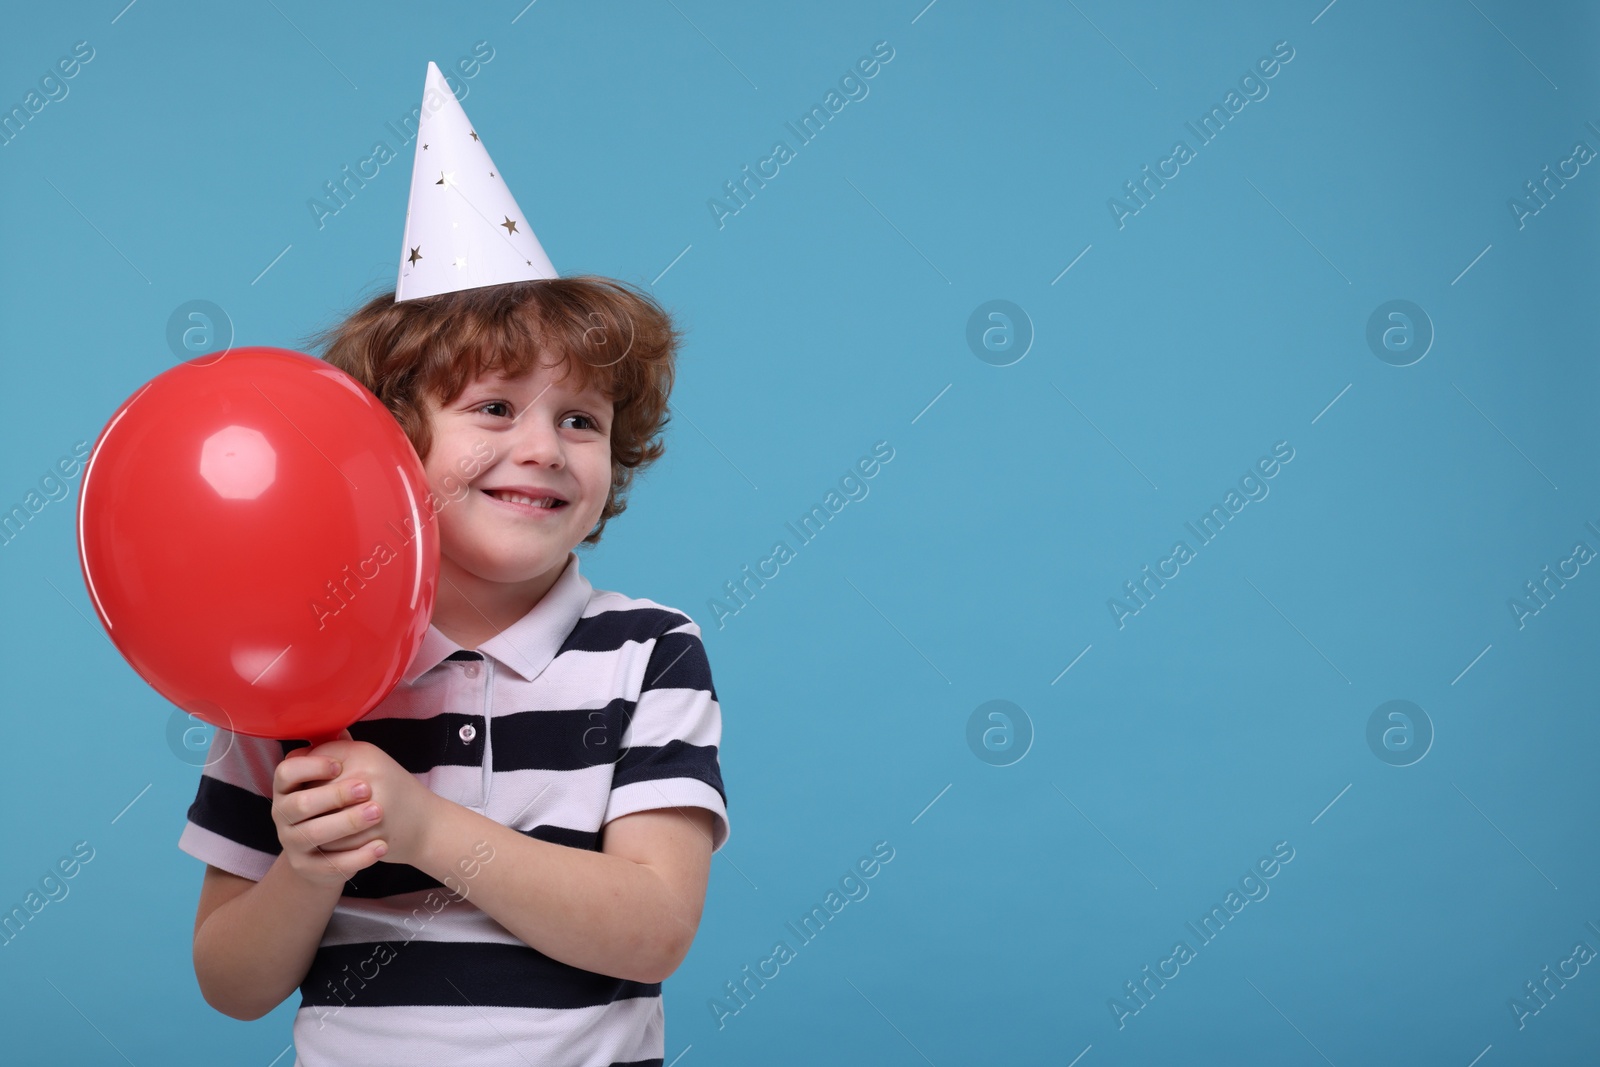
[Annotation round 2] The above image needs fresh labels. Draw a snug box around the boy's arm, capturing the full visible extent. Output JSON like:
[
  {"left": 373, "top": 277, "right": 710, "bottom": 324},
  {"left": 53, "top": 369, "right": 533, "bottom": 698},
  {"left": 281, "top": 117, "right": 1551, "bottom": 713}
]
[
  {"left": 187, "top": 733, "right": 389, "bottom": 1021},
  {"left": 192, "top": 860, "right": 345, "bottom": 1020},
  {"left": 413, "top": 800, "right": 715, "bottom": 984}
]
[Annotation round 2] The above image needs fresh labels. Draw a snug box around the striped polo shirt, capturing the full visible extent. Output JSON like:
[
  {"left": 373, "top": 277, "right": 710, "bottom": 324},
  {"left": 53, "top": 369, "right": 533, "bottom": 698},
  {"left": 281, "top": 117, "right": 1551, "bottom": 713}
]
[{"left": 177, "top": 550, "right": 729, "bottom": 1067}]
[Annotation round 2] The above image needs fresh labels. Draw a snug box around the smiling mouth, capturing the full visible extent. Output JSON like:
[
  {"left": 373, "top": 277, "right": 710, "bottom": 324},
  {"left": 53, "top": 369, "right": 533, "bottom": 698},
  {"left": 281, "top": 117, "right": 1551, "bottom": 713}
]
[{"left": 482, "top": 489, "right": 568, "bottom": 512}]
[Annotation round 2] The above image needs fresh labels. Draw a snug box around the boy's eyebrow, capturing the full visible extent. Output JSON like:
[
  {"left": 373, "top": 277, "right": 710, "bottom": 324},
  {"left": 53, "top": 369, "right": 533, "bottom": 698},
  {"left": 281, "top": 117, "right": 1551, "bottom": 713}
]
[
  {"left": 468, "top": 370, "right": 607, "bottom": 398},
  {"left": 464, "top": 376, "right": 612, "bottom": 416}
]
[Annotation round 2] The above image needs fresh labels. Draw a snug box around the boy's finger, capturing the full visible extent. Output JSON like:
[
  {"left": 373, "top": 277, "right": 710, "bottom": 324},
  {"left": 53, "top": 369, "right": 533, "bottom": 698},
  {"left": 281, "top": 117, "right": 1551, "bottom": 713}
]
[
  {"left": 302, "top": 737, "right": 353, "bottom": 762},
  {"left": 273, "top": 751, "right": 344, "bottom": 794},
  {"left": 297, "top": 800, "right": 382, "bottom": 848},
  {"left": 281, "top": 775, "right": 372, "bottom": 827},
  {"left": 321, "top": 821, "right": 385, "bottom": 853}
]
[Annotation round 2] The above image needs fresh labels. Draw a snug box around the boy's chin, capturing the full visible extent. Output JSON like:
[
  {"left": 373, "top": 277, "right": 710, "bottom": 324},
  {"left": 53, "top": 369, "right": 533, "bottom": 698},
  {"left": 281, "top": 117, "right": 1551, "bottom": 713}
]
[{"left": 442, "top": 547, "right": 571, "bottom": 585}]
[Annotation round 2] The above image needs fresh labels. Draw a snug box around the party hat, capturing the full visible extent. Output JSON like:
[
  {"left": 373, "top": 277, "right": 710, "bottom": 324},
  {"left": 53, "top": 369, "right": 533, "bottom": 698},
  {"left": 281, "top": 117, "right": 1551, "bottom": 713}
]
[{"left": 395, "top": 61, "right": 557, "bottom": 302}]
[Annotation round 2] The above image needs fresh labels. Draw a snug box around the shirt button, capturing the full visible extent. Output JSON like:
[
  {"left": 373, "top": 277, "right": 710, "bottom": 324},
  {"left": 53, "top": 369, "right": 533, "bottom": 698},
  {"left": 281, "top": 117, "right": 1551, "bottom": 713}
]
[
  {"left": 459, "top": 723, "right": 477, "bottom": 743},
  {"left": 463, "top": 664, "right": 480, "bottom": 678}
]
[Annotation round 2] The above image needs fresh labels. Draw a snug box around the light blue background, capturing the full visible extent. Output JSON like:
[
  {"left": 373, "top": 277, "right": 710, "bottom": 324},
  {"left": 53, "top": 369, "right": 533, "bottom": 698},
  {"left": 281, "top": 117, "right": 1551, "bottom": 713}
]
[{"left": 2, "top": 1, "right": 1597, "bottom": 1063}]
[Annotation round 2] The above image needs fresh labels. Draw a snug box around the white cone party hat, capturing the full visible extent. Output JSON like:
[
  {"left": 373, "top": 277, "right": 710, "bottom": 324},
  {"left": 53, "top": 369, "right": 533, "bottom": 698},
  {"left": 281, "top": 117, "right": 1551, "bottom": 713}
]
[{"left": 395, "top": 61, "right": 557, "bottom": 302}]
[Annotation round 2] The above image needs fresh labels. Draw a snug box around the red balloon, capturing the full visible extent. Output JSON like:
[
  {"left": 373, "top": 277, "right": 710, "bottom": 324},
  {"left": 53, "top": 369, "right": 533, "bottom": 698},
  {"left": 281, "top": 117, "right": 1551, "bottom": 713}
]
[{"left": 77, "top": 346, "right": 439, "bottom": 743}]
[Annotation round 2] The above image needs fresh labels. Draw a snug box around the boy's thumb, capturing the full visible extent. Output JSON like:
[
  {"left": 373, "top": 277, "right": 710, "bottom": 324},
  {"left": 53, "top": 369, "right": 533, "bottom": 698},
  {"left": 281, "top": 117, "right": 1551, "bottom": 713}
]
[{"left": 338, "top": 728, "right": 353, "bottom": 741}]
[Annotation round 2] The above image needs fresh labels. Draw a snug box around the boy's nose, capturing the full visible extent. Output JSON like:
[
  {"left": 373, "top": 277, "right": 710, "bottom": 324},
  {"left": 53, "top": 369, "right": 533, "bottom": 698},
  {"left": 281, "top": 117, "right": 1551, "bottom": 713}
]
[{"left": 507, "top": 417, "right": 564, "bottom": 467}]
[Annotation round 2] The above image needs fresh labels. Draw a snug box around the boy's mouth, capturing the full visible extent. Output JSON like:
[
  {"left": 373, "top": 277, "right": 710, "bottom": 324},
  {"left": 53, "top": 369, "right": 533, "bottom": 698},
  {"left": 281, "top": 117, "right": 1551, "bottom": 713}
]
[{"left": 482, "top": 488, "right": 568, "bottom": 511}]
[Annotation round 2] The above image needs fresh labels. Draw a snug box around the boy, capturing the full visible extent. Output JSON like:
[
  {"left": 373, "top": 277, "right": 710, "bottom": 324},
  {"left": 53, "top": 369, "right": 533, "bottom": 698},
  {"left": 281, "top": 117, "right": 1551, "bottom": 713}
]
[{"left": 177, "top": 61, "right": 729, "bottom": 1065}]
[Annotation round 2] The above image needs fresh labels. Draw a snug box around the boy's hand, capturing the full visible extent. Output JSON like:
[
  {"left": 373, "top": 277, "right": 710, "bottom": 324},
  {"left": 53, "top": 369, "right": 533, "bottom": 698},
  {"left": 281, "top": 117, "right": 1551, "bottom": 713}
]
[
  {"left": 271, "top": 729, "right": 388, "bottom": 889},
  {"left": 304, "top": 732, "right": 440, "bottom": 870}
]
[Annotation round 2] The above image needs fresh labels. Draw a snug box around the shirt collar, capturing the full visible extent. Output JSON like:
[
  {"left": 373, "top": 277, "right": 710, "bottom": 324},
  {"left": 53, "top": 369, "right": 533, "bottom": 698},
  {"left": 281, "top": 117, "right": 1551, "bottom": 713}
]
[{"left": 400, "top": 551, "right": 593, "bottom": 686}]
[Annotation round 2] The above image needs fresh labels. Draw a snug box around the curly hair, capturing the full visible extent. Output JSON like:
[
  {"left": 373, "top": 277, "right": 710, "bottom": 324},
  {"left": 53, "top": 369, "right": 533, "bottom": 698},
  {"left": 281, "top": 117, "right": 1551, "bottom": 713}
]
[{"left": 302, "top": 276, "right": 681, "bottom": 545}]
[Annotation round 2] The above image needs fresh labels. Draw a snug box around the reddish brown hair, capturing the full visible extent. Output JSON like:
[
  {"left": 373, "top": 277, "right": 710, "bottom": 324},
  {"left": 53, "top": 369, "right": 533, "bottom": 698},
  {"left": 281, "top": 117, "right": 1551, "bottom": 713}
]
[{"left": 304, "top": 276, "right": 681, "bottom": 545}]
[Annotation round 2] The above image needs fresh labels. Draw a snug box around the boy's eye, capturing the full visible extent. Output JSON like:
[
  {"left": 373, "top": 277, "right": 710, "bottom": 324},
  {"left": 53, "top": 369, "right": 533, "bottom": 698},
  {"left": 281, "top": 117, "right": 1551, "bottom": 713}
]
[
  {"left": 562, "top": 414, "right": 601, "bottom": 431},
  {"left": 475, "top": 402, "right": 602, "bottom": 432}
]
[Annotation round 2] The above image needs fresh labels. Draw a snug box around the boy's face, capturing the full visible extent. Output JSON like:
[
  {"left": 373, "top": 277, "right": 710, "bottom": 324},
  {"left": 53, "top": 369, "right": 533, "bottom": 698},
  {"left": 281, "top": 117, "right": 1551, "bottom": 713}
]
[{"left": 420, "top": 356, "right": 613, "bottom": 595}]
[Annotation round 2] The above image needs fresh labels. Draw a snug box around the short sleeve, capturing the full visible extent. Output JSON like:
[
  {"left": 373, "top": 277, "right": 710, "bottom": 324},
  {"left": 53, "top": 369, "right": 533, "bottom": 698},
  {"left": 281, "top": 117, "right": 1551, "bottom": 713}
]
[
  {"left": 603, "top": 615, "right": 730, "bottom": 852},
  {"left": 176, "top": 728, "right": 290, "bottom": 882}
]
